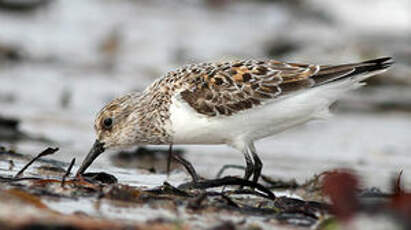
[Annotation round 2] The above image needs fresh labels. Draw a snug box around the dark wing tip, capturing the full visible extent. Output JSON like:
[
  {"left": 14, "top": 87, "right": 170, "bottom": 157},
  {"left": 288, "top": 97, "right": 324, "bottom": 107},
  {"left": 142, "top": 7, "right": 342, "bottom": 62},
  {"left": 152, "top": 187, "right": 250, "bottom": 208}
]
[
  {"left": 361, "top": 56, "right": 394, "bottom": 69},
  {"left": 312, "top": 57, "right": 394, "bottom": 87}
]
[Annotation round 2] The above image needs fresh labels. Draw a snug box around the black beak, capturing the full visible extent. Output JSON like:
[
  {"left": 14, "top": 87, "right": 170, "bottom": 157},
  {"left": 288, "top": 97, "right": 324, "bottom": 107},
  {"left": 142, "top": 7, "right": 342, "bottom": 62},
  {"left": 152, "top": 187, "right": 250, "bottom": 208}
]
[{"left": 76, "top": 140, "right": 105, "bottom": 176}]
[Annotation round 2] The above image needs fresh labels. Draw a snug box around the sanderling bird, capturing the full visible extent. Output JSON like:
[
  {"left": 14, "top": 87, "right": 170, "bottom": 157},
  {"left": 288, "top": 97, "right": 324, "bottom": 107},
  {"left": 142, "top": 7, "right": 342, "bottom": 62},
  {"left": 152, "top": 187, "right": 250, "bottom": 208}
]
[{"left": 76, "top": 57, "right": 393, "bottom": 183}]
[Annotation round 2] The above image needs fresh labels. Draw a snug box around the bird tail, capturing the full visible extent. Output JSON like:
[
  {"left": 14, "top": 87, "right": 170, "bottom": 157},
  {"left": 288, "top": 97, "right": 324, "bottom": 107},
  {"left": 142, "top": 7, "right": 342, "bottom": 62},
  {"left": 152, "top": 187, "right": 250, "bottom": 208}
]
[{"left": 313, "top": 57, "right": 393, "bottom": 86}]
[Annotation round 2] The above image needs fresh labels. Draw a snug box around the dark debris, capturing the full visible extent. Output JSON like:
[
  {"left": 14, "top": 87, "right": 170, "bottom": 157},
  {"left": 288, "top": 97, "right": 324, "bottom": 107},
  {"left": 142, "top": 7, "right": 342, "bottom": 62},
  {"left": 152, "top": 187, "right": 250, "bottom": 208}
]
[
  {"left": 1, "top": 148, "right": 411, "bottom": 229},
  {"left": 81, "top": 172, "right": 118, "bottom": 185},
  {"left": 14, "top": 147, "right": 59, "bottom": 178}
]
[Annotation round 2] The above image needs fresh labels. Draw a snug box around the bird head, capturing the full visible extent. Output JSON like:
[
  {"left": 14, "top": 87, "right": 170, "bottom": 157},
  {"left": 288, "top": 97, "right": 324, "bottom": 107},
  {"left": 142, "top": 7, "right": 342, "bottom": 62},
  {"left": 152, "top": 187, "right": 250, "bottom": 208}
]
[{"left": 76, "top": 93, "right": 141, "bottom": 176}]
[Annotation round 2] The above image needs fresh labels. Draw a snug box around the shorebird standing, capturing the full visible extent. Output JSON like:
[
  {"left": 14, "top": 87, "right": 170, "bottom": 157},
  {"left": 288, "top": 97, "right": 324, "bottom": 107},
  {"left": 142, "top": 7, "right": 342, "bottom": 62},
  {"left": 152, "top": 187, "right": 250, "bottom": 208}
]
[{"left": 76, "top": 57, "right": 393, "bottom": 183}]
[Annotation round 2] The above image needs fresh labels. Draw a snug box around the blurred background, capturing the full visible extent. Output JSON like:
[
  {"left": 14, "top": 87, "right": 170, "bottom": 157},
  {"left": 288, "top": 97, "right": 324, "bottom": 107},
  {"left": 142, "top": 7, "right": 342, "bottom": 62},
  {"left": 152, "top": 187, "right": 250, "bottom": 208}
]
[{"left": 0, "top": 0, "right": 410, "bottom": 189}]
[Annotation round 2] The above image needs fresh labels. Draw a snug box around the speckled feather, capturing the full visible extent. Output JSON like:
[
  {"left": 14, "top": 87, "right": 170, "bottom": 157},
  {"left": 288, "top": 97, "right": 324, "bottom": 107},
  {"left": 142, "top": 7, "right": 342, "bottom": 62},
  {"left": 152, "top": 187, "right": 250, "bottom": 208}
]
[
  {"left": 174, "top": 58, "right": 393, "bottom": 117},
  {"left": 178, "top": 59, "right": 320, "bottom": 116}
]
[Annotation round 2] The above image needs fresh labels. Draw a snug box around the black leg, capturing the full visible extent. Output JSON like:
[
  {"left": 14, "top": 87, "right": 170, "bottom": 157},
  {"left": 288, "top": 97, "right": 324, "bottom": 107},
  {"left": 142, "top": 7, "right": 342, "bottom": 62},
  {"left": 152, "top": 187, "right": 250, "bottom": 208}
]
[
  {"left": 166, "top": 144, "right": 173, "bottom": 176},
  {"left": 172, "top": 153, "right": 200, "bottom": 182},
  {"left": 243, "top": 148, "right": 254, "bottom": 181},
  {"left": 249, "top": 144, "right": 263, "bottom": 183}
]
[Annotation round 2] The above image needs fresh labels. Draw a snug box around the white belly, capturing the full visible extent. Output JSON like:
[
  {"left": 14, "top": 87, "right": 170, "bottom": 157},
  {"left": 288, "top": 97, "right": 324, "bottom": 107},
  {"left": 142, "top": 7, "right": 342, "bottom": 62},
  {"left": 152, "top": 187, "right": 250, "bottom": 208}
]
[{"left": 169, "top": 79, "right": 361, "bottom": 147}]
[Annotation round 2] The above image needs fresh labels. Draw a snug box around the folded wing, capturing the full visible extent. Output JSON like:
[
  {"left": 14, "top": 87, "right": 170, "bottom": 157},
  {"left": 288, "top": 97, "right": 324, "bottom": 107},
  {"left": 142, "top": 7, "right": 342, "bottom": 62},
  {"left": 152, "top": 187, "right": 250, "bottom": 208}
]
[{"left": 178, "top": 57, "right": 392, "bottom": 117}]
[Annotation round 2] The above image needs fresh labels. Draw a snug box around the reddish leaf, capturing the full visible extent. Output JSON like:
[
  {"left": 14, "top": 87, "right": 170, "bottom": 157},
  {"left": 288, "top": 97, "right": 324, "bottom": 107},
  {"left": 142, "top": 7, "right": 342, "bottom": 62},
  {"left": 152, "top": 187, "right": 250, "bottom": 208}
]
[
  {"left": 322, "top": 170, "right": 359, "bottom": 222},
  {"left": 390, "top": 193, "right": 411, "bottom": 220}
]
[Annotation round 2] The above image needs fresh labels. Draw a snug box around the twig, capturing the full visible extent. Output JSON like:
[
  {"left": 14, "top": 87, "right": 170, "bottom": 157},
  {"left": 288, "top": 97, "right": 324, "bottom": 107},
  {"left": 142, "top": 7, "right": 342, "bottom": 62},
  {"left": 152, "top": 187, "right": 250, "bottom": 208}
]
[
  {"left": 216, "top": 164, "right": 245, "bottom": 178},
  {"left": 162, "top": 181, "right": 192, "bottom": 197},
  {"left": 0, "top": 175, "right": 43, "bottom": 182},
  {"left": 146, "top": 182, "right": 192, "bottom": 197},
  {"left": 224, "top": 188, "right": 272, "bottom": 200},
  {"left": 61, "top": 158, "right": 76, "bottom": 188},
  {"left": 393, "top": 169, "right": 404, "bottom": 194},
  {"left": 14, "top": 147, "right": 59, "bottom": 178},
  {"left": 178, "top": 176, "right": 276, "bottom": 200},
  {"left": 172, "top": 153, "right": 200, "bottom": 182}
]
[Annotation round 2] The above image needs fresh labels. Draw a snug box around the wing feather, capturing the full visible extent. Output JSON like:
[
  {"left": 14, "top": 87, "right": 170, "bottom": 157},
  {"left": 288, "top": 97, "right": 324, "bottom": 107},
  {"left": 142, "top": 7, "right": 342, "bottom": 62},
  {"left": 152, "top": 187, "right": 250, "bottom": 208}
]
[{"left": 176, "top": 57, "right": 392, "bottom": 117}]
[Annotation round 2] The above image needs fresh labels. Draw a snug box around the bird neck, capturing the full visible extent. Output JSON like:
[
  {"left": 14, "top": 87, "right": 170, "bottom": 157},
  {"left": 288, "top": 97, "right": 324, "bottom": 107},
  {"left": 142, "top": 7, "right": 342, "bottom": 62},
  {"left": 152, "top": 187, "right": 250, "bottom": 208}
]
[{"left": 134, "top": 87, "right": 173, "bottom": 145}]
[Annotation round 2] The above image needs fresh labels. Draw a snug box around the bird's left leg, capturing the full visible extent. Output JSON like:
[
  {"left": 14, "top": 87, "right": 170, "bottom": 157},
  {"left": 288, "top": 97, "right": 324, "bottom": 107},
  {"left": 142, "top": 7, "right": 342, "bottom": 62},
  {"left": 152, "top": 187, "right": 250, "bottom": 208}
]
[
  {"left": 248, "top": 142, "right": 263, "bottom": 184},
  {"left": 228, "top": 140, "right": 255, "bottom": 181}
]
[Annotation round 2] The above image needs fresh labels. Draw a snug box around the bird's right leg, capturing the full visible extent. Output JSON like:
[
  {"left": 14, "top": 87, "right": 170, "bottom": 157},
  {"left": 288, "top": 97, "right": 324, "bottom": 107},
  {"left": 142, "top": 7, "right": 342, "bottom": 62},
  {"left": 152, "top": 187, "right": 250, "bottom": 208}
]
[
  {"left": 242, "top": 148, "right": 254, "bottom": 181},
  {"left": 249, "top": 143, "right": 262, "bottom": 184}
]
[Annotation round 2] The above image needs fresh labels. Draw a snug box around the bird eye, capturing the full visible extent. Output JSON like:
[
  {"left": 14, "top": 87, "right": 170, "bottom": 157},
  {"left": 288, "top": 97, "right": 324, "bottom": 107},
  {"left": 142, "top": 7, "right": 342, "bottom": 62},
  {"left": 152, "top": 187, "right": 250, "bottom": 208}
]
[{"left": 103, "top": 117, "right": 113, "bottom": 129}]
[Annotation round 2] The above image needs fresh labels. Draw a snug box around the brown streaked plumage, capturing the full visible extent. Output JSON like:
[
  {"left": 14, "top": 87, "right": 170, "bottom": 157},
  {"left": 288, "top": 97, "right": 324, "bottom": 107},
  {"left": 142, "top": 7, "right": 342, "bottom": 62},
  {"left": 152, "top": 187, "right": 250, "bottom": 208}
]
[
  {"left": 76, "top": 57, "right": 393, "bottom": 184},
  {"left": 178, "top": 58, "right": 391, "bottom": 117}
]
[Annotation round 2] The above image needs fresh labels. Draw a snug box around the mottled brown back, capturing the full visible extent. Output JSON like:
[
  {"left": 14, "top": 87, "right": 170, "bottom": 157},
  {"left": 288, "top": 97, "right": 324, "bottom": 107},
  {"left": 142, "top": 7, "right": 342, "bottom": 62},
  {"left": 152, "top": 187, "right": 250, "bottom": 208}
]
[{"left": 174, "top": 57, "right": 392, "bottom": 117}]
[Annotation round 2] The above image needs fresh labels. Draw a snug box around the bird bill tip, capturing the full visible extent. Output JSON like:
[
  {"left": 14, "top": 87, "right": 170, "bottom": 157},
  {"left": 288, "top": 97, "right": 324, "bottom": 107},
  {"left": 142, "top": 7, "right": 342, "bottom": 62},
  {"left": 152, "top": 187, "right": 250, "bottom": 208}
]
[{"left": 76, "top": 140, "right": 105, "bottom": 176}]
